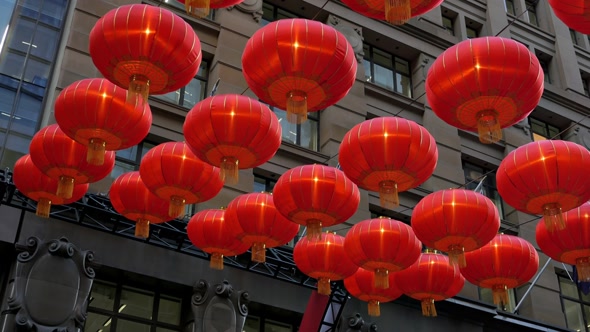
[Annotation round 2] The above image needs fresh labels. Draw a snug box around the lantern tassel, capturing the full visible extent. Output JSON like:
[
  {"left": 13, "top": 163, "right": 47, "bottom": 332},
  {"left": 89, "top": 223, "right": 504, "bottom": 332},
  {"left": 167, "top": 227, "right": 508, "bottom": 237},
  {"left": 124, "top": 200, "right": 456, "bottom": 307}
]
[
  {"left": 87, "top": 138, "right": 106, "bottom": 166},
  {"left": 57, "top": 175, "right": 75, "bottom": 199},
  {"left": 543, "top": 202, "right": 566, "bottom": 232},
  {"left": 185, "top": 0, "right": 211, "bottom": 18},
  {"left": 306, "top": 219, "right": 323, "bottom": 241},
  {"left": 251, "top": 242, "right": 266, "bottom": 263},
  {"left": 421, "top": 298, "right": 437, "bottom": 317},
  {"left": 210, "top": 252, "right": 224, "bottom": 270},
  {"left": 379, "top": 180, "right": 399, "bottom": 209},
  {"left": 375, "top": 268, "right": 389, "bottom": 289},
  {"left": 368, "top": 300, "right": 381, "bottom": 317},
  {"left": 492, "top": 285, "right": 509, "bottom": 306},
  {"left": 317, "top": 278, "right": 331, "bottom": 296},
  {"left": 135, "top": 218, "right": 150, "bottom": 239},
  {"left": 476, "top": 110, "right": 502, "bottom": 144},
  {"left": 169, "top": 196, "right": 186, "bottom": 218},
  {"left": 286, "top": 90, "right": 308, "bottom": 124},
  {"left": 220, "top": 157, "right": 239, "bottom": 185},
  {"left": 36, "top": 198, "right": 51, "bottom": 218},
  {"left": 127, "top": 75, "right": 150, "bottom": 106},
  {"left": 385, "top": 0, "right": 411, "bottom": 25},
  {"left": 576, "top": 257, "right": 590, "bottom": 282},
  {"left": 448, "top": 245, "right": 467, "bottom": 268}
]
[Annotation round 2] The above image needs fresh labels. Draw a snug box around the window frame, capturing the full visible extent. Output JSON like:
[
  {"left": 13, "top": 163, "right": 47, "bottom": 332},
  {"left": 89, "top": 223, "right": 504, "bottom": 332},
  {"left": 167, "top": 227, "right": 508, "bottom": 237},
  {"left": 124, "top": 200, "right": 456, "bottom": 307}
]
[
  {"left": 525, "top": 0, "right": 539, "bottom": 26},
  {"left": 152, "top": 61, "right": 209, "bottom": 109},
  {"left": 462, "top": 160, "right": 506, "bottom": 219},
  {"left": 558, "top": 272, "right": 590, "bottom": 332},
  {"left": 529, "top": 117, "right": 561, "bottom": 141},
  {"left": 260, "top": 2, "right": 298, "bottom": 26},
  {"left": 266, "top": 104, "right": 320, "bottom": 151},
  {"left": 505, "top": 0, "right": 516, "bottom": 16},
  {"left": 362, "top": 43, "right": 413, "bottom": 98},
  {"left": 442, "top": 15, "right": 454, "bottom": 35}
]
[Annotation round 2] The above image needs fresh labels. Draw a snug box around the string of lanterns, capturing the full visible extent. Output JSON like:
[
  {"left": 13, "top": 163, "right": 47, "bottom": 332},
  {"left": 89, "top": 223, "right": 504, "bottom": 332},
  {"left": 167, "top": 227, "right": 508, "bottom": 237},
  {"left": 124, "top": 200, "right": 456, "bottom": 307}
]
[{"left": 11, "top": 1, "right": 590, "bottom": 319}]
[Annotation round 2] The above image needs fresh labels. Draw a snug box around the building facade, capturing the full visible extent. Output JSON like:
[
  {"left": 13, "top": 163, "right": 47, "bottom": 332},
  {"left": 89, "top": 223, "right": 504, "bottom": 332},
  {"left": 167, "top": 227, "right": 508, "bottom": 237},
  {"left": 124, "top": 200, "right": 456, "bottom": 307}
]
[{"left": 0, "top": 0, "right": 589, "bottom": 330}]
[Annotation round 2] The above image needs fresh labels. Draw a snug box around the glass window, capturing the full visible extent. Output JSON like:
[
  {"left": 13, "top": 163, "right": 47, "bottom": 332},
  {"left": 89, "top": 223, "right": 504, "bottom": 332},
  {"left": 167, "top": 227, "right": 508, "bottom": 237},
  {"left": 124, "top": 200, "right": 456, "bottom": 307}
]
[
  {"left": 261, "top": 3, "right": 297, "bottom": 26},
  {"left": 0, "top": 1, "right": 17, "bottom": 52},
  {"left": 120, "top": 287, "right": 154, "bottom": 319},
  {"left": 2, "top": 132, "right": 29, "bottom": 169},
  {"left": 158, "top": 297, "right": 182, "bottom": 325},
  {"left": 89, "top": 281, "right": 117, "bottom": 311},
  {"left": 505, "top": 0, "right": 515, "bottom": 15},
  {"left": 559, "top": 275, "right": 590, "bottom": 331},
  {"left": 479, "top": 287, "right": 517, "bottom": 312},
  {"left": 265, "top": 320, "right": 292, "bottom": 332},
  {"left": 267, "top": 105, "right": 319, "bottom": 151},
  {"left": 442, "top": 15, "right": 454, "bottom": 35},
  {"left": 363, "top": 44, "right": 413, "bottom": 98},
  {"left": 529, "top": 117, "right": 560, "bottom": 141},
  {"left": 39, "top": 0, "right": 67, "bottom": 28},
  {"left": 463, "top": 161, "right": 505, "bottom": 219},
  {"left": 570, "top": 29, "right": 579, "bottom": 46},
  {"left": 539, "top": 59, "right": 551, "bottom": 84},
  {"left": 153, "top": 62, "right": 208, "bottom": 108},
  {"left": 583, "top": 75, "right": 590, "bottom": 97},
  {"left": 466, "top": 26, "right": 478, "bottom": 39},
  {"left": 526, "top": 1, "right": 538, "bottom": 26}
]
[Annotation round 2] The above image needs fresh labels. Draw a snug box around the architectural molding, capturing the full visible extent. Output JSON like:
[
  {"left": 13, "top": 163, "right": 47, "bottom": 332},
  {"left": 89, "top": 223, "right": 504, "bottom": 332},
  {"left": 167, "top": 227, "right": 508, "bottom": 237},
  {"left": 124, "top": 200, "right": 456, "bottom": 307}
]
[
  {"left": 341, "top": 313, "right": 377, "bottom": 332},
  {"left": 227, "top": 0, "right": 263, "bottom": 23},
  {"left": 327, "top": 15, "right": 365, "bottom": 63}
]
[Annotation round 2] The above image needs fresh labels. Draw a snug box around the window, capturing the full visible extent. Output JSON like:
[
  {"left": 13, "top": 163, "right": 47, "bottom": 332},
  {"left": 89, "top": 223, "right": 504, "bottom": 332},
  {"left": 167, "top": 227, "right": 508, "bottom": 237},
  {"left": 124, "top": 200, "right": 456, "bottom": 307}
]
[
  {"left": 254, "top": 173, "right": 276, "bottom": 193},
  {"left": 479, "top": 287, "right": 517, "bottom": 312},
  {"left": 267, "top": 105, "right": 319, "bottom": 151},
  {"left": 463, "top": 161, "right": 505, "bottom": 219},
  {"left": 153, "top": 62, "right": 208, "bottom": 109},
  {"left": 526, "top": 1, "right": 539, "bottom": 26},
  {"left": 505, "top": 0, "right": 516, "bottom": 15},
  {"left": 571, "top": 29, "right": 579, "bottom": 46},
  {"left": 539, "top": 57, "right": 551, "bottom": 84},
  {"left": 466, "top": 26, "right": 479, "bottom": 39},
  {"left": 261, "top": 2, "right": 297, "bottom": 26},
  {"left": 363, "top": 44, "right": 413, "bottom": 98},
  {"left": 529, "top": 117, "right": 561, "bottom": 141},
  {"left": 163, "top": 0, "right": 215, "bottom": 20},
  {"left": 243, "top": 302, "right": 302, "bottom": 332},
  {"left": 558, "top": 273, "right": 590, "bottom": 332},
  {"left": 85, "top": 280, "right": 183, "bottom": 332},
  {"left": 582, "top": 73, "right": 590, "bottom": 97},
  {"left": 442, "top": 15, "right": 454, "bottom": 35}
]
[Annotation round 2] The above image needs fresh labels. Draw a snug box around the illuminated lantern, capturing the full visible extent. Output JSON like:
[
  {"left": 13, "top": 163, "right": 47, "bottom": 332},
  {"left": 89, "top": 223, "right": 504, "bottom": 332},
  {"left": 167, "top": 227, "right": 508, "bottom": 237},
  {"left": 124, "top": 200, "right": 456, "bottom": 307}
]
[
  {"left": 536, "top": 202, "right": 590, "bottom": 282},
  {"left": 29, "top": 124, "right": 115, "bottom": 200},
  {"left": 54, "top": 78, "right": 152, "bottom": 166},
  {"left": 176, "top": 0, "right": 243, "bottom": 18},
  {"left": 460, "top": 234, "right": 539, "bottom": 306},
  {"left": 187, "top": 209, "right": 250, "bottom": 270},
  {"left": 242, "top": 18, "right": 357, "bottom": 124},
  {"left": 548, "top": 0, "right": 590, "bottom": 34},
  {"left": 497, "top": 140, "right": 590, "bottom": 232},
  {"left": 110, "top": 172, "right": 174, "bottom": 239},
  {"left": 344, "top": 267, "right": 402, "bottom": 317},
  {"left": 273, "top": 165, "right": 360, "bottom": 240},
  {"left": 89, "top": 4, "right": 202, "bottom": 102},
  {"left": 13, "top": 155, "right": 88, "bottom": 218},
  {"left": 294, "top": 232, "right": 358, "bottom": 295},
  {"left": 396, "top": 251, "right": 465, "bottom": 317},
  {"left": 426, "top": 37, "right": 544, "bottom": 144},
  {"left": 338, "top": 117, "right": 438, "bottom": 209},
  {"left": 139, "top": 142, "right": 223, "bottom": 218},
  {"left": 184, "top": 94, "right": 281, "bottom": 184},
  {"left": 411, "top": 189, "right": 500, "bottom": 267},
  {"left": 341, "top": 0, "right": 444, "bottom": 25},
  {"left": 224, "top": 192, "right": 299, "bottom": 263},
  {"left": 344, "top": 217, "right": 421, "bottom": 289}
]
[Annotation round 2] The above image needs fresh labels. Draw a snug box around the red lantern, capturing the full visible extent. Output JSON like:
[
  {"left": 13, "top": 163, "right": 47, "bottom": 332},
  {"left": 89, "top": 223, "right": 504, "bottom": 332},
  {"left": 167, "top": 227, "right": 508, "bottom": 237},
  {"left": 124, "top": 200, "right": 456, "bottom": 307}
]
[
  {"left": 224, "top": 192, "right": 299, "bottom": 263},
  {"left": 54, "top": 78, "right": 152, "bottom": 166},
  {"left": 29, "top": 124, "right": 115, "bottom": 200},
  {"left": 294, "top": 232, "right": 358, "bottom": 295},
  {"left": 13, "top": 155, "right": 88, "bottom": 218},
  {"left": 460, "top": 234, "right": 539, "bottom": 306},
  {"left": 537, "top": 202, "right": 590, "bottom": 282},
  {"left": 426, "top": 37, "right": 544, "bottom": 144},
  {"left": 273, "top": 165, "right": 360, "bottom": 240},
  {"left": 411, "top": 189, "right": 500, "bottom": 267},
  {"left": 341, "top": 0, "right": 444, "bottom": 25},
  {"left": 242, "top": 18, "right": 357, "bottom": 124},
  {"left": 139, "top": 142, "right": 224, "bottom": 218},
  {"left": 344, "top": 217, "right": 421, "bottom": 289},
  {"left": 396, "top": 252, "right": 465, "bottom": 317},
  {"left": 548, "top": 0, "right": 590, "bottom": 34},
  {"left": 344, "top": 267, "right": 402, "bottom": 317},
  {"left": 187, "top": 209, "right": 250, "bottom": 270},
  {"left": 338, "top": 117, "right": 438, "bottom": 209},
  {"left": 176, "top": 0, "right": 243, "bottom": 18},
  {"left": 109, "top": 171, "right": 174, "bottom": 239},
  {"left": 497, "top": 140, "right": 590, "bottom": 232},
  {"left": 89, "top": 4, "right": 202, "bottom": 102},
  {"left": 184, "top": 94, "right": 282, "bottom": 184}
]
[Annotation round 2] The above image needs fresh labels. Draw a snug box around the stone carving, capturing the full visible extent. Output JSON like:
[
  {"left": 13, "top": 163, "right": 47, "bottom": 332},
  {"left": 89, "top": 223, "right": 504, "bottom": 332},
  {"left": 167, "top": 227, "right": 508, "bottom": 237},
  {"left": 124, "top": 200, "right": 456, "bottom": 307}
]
[
  {"left": 5, "top": 237, "right": 96, "bottom": 332},
  {"left": 185, "top": 279, "right": 249, "bottom": 332},
  {"left": 328, "top": 15, "right": 364, "bottom": 63},
  {"left": 513, "top": 117, "right": 531, "bottom": 136},
  {"left": 341, "top": 313, "right": 378, "bottom": 332},
  {"left": 563, "top": 125, "right": 590, "bottom": 149},
  {"left": 227, "top": 0, "right": 263, "bottom": 23}
]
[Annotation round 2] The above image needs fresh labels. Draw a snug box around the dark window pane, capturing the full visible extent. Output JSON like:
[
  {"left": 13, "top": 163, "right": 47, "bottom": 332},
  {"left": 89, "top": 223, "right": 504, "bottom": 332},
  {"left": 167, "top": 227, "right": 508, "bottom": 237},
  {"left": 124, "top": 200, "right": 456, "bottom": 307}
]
[
  {"left": 11, "top": 91, "right": 41, "bottom": 135},
  {"left": 119, "top": 287, "right": 154, "bottom": 319},
  {"left": 300, "top": 118, "right": 318, "bottom": 151},
  {"left": 40, "top": 0, "right": 67, "bottom": 27},
  {"left": 85, "top": 312, "right": 113, "bottom": 332},
  {"left": 2, "top": 133, "right": 30, "bottom": 168},
  {"left": 6, "top": 18, "right": 35, "bottom": 53},
  {"left": 0, "top": 51, "right": 26, "bottom": 79},
  {"left": 442, "top": 16, "right": 454, "bottom": 35},
  {"left": 116, "top": 145, "right": 139, "bottom": 162},
  {"left": 244, "top": 316, "right": 260, "bottom": 332},
  {"left": 183, "top": 78, "right": 206, "bottom": 108},
  {"left": 115, "top": 319, "right": 151, "bottom": 332},
  {"left": 0, "top": 87, "right": 16, "bottom": 130},
  {"left": 23, "top": 58, "right": 50, "bottom": 85},
  {"left": 31, "top": 24, "right": 59, "bottom": 61},
  {"left": 563, "top": 299, "right": 584, "bottom": 331},
  {"left": 158, "top": 296, "right": 181, "bottom": 325},
  {"left": 89, "top": 282, "right": 117, "bottom": 311}
]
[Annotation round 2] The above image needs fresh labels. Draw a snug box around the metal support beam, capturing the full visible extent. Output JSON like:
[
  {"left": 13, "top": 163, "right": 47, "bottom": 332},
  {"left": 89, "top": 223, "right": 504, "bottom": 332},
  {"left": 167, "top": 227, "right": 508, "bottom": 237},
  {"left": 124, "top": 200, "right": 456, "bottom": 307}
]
[{"left": 513, "top": 258, "right": 552, "bottom": 313}]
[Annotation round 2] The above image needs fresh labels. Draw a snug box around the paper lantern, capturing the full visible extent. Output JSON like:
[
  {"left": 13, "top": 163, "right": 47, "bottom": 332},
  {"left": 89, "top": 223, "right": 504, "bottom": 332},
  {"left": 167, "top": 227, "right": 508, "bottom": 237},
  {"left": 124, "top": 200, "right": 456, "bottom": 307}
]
[
  {"left": 344, "top": 267, "right": 403, "bottom": 317},
  {"left": 29, "top": 124, "right": 115, "bottom": 199},
  {"left": 242, "top": 18, "right": 357, "bottom": 124},
  {"left": 341, "top": 0, "right": 444, "bottom": 25},
  {"left": 224, "top": 192, "right": 299, "bottom": 263},
  {"left": 54, "top": 78, "right": 152, "bottom": 166},
  {"left": 273, "top": 164, "right": 360, "bottom": 240},
  {"left": 344, "top": 217, "right": 421, "bottom": 289},
  {"left": 294, "top": 232, "right": 358, "bottom": 295},
  {"left": 460, "top": 234, "right": 539, "bottom": 306},
  {"left": 89, "top": 4, "right": 202, "bottom": 102},
  {"left": 497, "top": 140, "right": 590, "bottom": 232},
  {"left": 537, "top": 202, "right": 590, "bottom": 281},
  {"left": 411, "top": 189, "right": 500, "bottom": 267},
  {"left": 338, "top": 117, "right": 438, "bottom": 208},
  {"left": 13, "top": 155, "right": 88, "bottom": 218},
  {"left": 177, "top": 0, "right": 243, "bottom": 18},
  {"left": 139, "top": 142, "right": 224, "bottom": 218},
  {"left": 109, "top": 172, "right": 174, "bottom": 239},
  {"left": 396, "top": 252, "right": 465, "bottom": 317},
  {"left": 187, "top": 209, "right": 250, "bottom": 270},
  {"left": 184, "top": 94, "right": 281, "bottom": 184},
  {"left": 548, "top": 0, "right": 590, "bottom": 34},
  {"left": 426, "top": 37, "right": 544, "bottom": 143}
]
